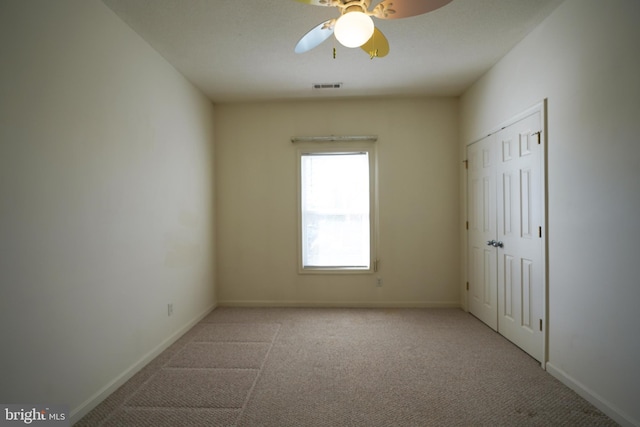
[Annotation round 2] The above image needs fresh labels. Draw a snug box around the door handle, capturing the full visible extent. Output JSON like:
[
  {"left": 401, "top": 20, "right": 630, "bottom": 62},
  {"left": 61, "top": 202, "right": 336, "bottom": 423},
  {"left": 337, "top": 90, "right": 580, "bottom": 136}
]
[{"left": 486, "top": 240, "right": 504, "bottom": 248}]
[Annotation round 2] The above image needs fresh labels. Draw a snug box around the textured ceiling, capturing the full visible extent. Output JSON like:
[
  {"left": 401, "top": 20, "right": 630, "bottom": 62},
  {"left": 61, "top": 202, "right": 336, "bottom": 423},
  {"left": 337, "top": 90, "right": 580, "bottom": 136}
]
[{"left": 101, "top": 0, "right": 563, "bottom": 103}]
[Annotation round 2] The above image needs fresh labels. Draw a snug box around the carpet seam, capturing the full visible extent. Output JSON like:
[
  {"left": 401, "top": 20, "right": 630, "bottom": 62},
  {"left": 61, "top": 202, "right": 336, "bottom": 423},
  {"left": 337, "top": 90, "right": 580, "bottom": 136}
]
[
  {"left": 96, "top": 322, "right": 276, "bottom": 426},
  {"left": 119, "top": 405, "right": 245, "bottom": 410},
  {"left": 159, "top": 367, "right": 261, "bottom": 371},
  {"left": 95, "top": 325, "right": 200, "bottom": 427},
  {"left": 191, "top": 340, "right": 274, "bottom": 343},
  {"left": 235, "top": 322, "right": 282, "bottom": 426}
]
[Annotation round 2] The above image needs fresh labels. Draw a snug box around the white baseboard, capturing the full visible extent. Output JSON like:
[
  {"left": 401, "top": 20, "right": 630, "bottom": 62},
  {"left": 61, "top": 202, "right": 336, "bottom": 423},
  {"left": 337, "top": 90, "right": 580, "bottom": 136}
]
[
  {"left": 69, "top": 303, "right": 217, "bottom": 425},
  {"left": 546, "top": 362, "right": 638, "bottom": 427},
  {"left": 217, "top": 300, "right": 461, "bottom": 308}
]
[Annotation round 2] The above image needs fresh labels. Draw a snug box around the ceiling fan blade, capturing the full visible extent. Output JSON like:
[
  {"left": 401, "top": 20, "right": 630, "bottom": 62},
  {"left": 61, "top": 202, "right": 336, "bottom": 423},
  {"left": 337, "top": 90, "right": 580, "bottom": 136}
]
[
  {"left": 360, "top": 27, "right": 389, "bottom": 58},
  {"left": 294, "top": 20, "right": 335, "bottom": 53},
  {"left": 372, "top": 0, "right": 453, "bottom": 19},
  {"left": 291, "top": 0, "right": 338, "bottom": 6}
]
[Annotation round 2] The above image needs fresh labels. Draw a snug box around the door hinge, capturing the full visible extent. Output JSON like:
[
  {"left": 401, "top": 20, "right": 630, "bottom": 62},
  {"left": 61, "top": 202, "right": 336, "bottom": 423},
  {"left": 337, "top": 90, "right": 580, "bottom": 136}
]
[
  {"left": 373, "top": 259, "right": 379, "bottom": 272},
  {"left": 532, "top": 131, "right": 542, "bottom": 144},
  {"left": 466, "top": 221, "right": 469, "bottom": 230},
  {"left": 463, "top": 160, "right": 468, "bottom": 169},
  {"left": 539, "top": 319, "right": 543, "bottom": 331},
  {"left": 466, "top": 282, "right": 469, "bottom": 291},
  {"left": 538, "top": 226, "right": 542, "bottom": 238}
]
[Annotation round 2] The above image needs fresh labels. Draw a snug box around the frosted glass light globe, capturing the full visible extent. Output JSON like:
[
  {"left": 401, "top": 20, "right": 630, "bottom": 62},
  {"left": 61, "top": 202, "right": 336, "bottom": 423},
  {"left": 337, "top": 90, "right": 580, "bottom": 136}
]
[{"left": 334, "top": 12, "right": 374, "bottom": 48}]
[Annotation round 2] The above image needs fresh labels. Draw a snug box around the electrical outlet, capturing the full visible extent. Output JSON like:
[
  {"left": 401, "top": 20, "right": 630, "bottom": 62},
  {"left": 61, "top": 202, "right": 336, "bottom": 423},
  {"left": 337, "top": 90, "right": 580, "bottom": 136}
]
[
  {"left": 168, "top": 303, "right": 173, "bottom": 316},
  {"left": 376, "top": 277, "right": 383, "bottom": 287}
]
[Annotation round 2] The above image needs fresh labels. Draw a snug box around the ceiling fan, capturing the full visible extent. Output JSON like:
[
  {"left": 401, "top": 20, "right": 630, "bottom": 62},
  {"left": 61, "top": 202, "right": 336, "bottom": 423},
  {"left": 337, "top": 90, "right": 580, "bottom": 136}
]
[{"left": 293, "top": 0, "right": 453, "bottom": 58}]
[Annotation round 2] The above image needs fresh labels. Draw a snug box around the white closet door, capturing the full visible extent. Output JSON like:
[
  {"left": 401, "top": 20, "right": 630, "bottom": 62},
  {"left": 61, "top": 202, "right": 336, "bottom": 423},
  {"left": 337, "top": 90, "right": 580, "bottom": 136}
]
[
  {"left": 496, "top": 112, "right": 544, "bottom": 362},
  {"left": 466, "top": 106, "right": 546, "bottom": 364},
  {"left": 467, "top": 134, "right": 498, "bottom": 331}
]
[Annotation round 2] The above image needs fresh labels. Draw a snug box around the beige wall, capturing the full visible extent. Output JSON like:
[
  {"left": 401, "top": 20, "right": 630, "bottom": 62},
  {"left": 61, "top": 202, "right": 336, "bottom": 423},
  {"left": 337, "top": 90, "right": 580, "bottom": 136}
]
[
  {"left": 460, "top": 0, "right": 640, "bottom": 425},
  {"left": 0, "top": 1, "right": 216, "bottom": 422},
  {"left": 215, "top": 98, "right": 460, "bottom": 307}
]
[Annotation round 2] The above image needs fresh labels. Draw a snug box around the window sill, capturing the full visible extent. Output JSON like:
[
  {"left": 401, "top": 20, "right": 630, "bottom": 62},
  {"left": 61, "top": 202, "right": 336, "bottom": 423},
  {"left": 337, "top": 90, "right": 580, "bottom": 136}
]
[{"left": 298, "top": 267, "right": 373, "bottom": 275}]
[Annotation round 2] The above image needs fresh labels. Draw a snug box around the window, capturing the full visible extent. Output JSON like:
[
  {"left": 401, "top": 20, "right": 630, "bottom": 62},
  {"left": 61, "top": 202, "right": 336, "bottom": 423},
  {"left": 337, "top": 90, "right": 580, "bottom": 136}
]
[{"left": 298, "top": 145, "right": 377, "bottom": 273}]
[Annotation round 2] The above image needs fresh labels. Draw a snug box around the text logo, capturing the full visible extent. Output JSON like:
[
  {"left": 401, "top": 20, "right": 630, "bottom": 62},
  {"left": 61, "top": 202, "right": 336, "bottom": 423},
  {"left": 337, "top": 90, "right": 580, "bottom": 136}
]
[{"left": 1, "top": 405, "right": 68, "bottom": 426}]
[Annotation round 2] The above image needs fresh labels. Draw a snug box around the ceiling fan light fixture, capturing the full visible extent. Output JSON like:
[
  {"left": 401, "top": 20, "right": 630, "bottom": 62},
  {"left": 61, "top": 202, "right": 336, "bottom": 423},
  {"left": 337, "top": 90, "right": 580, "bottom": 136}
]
[{"left": 334, "top": 11, "right": 374, "bottom": 48}]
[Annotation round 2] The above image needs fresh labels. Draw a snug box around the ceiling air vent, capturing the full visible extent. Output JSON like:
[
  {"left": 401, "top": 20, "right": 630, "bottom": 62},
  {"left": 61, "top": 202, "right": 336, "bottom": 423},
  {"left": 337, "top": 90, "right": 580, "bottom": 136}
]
[{"left": 313, "top": 83, "right": 342, "bottom": 90}]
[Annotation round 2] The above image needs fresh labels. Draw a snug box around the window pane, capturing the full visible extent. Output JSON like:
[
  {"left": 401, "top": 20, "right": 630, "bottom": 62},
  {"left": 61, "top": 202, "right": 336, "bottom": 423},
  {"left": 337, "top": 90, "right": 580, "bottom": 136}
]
[{"left": 301, "top": 152, "right": 370, "bottom": 268}]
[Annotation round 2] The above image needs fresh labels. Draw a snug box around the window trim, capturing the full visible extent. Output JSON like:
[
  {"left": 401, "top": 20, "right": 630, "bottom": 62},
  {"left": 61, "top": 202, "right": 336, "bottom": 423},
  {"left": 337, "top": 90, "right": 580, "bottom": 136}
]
[{"left": 296, "top": 142, "right": 378, "bottom": 275}]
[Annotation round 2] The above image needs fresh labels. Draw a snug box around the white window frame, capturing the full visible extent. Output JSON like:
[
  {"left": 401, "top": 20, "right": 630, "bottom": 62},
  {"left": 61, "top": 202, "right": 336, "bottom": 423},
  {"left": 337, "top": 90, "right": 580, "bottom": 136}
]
[{"left": 296, "top": 142, "right": 378, "bottom": 274}]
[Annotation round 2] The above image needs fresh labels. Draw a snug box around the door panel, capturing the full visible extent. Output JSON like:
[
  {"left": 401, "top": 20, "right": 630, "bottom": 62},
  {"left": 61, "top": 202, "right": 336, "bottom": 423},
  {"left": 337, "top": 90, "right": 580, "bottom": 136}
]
[
  {"left": 496, "top": 112, "right": 544, "bottom": 362},
  {"left": 467, "top": 135, "right": 497, "bottom": 331}
]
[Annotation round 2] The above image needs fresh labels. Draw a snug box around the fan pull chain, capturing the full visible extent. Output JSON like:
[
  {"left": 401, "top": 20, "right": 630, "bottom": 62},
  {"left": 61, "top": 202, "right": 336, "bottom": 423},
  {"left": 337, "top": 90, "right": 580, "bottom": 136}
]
[{"left": 332, "top": 35, "right": 337, "bottom": 59}]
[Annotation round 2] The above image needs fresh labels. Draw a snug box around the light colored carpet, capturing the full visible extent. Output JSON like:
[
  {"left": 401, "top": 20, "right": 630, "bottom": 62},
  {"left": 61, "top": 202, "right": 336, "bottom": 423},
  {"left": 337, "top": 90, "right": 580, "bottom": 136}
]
[{"left": 77, "top": 308, "right": 617, "bottom": 426}]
